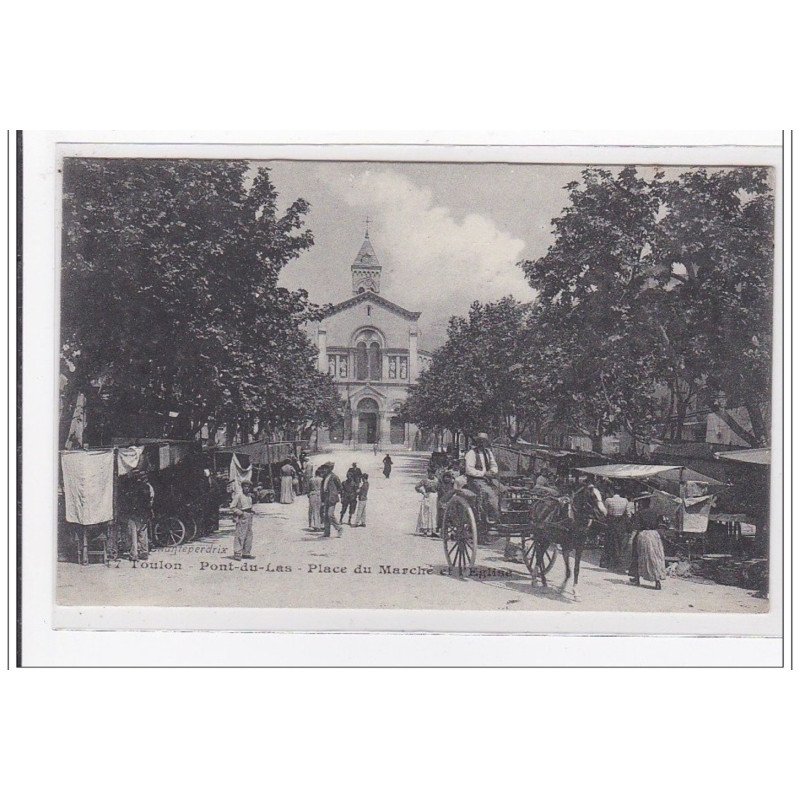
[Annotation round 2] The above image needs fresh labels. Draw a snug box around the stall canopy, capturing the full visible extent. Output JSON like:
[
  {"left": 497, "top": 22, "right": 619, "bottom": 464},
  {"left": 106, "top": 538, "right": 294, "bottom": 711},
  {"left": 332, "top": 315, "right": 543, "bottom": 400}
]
[
  {"left": 211, "top": 439, "right": 306, "bottom": 467},
  {"left": 715, "top": 448, "right": 771, "bottom": 465},
  {"left": 576, "top": 463, "right": 724, "bottom": 534},
  {"left": 576, "top": 464, "right": 726, "bottom": 486}
]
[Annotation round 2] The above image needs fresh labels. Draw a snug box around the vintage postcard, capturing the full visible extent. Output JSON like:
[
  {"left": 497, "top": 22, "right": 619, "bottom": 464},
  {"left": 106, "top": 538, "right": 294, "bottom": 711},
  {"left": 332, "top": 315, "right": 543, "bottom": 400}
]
[{"left": 33, "top": 136, "right": 781, "bottom": 637}]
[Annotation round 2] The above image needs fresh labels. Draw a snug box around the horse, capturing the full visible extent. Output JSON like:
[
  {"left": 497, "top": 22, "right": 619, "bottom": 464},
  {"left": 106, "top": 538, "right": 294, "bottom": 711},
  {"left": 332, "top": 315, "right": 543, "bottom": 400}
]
[{"left": 528, "top": 483, "right": 607, "bottom": 600}]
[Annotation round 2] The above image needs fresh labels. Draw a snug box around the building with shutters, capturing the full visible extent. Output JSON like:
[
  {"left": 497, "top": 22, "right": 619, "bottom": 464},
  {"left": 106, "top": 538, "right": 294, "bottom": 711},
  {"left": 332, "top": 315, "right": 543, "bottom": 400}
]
[{"left": 311, "top": 228, "right": 432, "bottom": 449}]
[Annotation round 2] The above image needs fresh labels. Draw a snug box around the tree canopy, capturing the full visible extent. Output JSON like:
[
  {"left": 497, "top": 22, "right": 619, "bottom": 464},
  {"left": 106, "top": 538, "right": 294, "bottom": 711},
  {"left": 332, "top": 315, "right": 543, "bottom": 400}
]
[
  {"left": 523, "top": 165, "right": 774, "bottom": 448},
  {"left": 401, "top": 297, "right": 543, "bottom": 442},
  {"left": 402, "top": 166, "right": 774, "bottom": 450},
  {"left": 61, "top": 158, "right": 339, "bottom": 445}
]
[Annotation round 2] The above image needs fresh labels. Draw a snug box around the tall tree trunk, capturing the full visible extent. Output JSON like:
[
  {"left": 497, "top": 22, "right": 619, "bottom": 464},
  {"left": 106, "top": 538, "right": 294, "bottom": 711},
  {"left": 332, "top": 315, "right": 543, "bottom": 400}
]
[
  {"left": 745, "top": 402, "right": 769, "bottom": 446},
  {"left": 591, "top": 421, "right": 603, "bottom": 454},
  {"left": 674, "top": 392, "right": 687, "bottom": 443}
]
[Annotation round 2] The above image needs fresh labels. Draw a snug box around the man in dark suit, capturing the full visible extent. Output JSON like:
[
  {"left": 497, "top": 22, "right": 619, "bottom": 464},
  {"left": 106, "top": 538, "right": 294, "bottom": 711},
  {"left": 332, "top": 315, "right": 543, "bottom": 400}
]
[
  {"left": 320, "top": 462, "right": 343, "bottom": 538},
  {"left": 339, "top": 475, "right": 358, "bottom": 524},
  {"left": 346, "top": 462, "right": 363, "bottom": 485}
]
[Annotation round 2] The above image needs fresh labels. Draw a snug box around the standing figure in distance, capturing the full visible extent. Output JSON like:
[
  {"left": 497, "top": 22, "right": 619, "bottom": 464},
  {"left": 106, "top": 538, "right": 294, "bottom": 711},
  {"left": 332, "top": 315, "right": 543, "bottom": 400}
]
[
  {"left": 383, "top": 454, "right": 393, "bottom": 479},
  {"left": 307, "top": 466, "right": 324, "bottom": 531},
  {"left": 339, "top": 474, "right": 358, "bottom": 525},
  {"left": 230, "top": 479, "right": 255, "bottom": 561},
  {"left": 121, "top": 469, "right": 154, "bottom": 562},
  {"left": 415, "top": 468, "right": 439, "bottom": 536},
  {"left": 346, "top": 462, "right": 363, "bottom": 485},
  {"left": 628, "top": 508, "right": 666, "bottom": 590},
  {"left": 320, "top": 462, "right": 343, "bottom": 538},
  {"left": 603, "top": 483, "right": 632, "bottom": 570},
  {"left": 280, "top": 462, "right": 296, "bottom": 504},
  {"left": 352, "top": 474, "right": 369, "bottom": 528}
]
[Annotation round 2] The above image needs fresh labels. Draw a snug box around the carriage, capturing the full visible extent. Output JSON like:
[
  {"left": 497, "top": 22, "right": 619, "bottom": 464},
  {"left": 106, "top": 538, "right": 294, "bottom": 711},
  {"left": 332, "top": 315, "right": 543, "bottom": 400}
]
[{"left": 439, "top": 475, "right": 562, "bottom": 578}]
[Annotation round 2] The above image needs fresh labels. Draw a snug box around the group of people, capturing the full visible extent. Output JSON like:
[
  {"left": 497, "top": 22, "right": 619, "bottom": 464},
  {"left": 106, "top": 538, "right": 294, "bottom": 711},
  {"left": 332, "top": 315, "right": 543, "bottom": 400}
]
[
  {"left": 528, "top": 472, "right": 667, "bottom": 590},
  {"left": 600, "top": 484, "right": 667, "bottom": 590},
  {"left": 414, "top": 435, "right": 497, "bottom": 537},
  {"left": 421, "top": 432, "right": 667, "bottom": 590},
  {"left": 305, "top": 461, "right": 371, "bottom": 537},
  {"left": 278, "top": 451, "right": 312, "bottom": 504},
  {"left": 416, "top": 433, "right": 502, "bottom": 540}
]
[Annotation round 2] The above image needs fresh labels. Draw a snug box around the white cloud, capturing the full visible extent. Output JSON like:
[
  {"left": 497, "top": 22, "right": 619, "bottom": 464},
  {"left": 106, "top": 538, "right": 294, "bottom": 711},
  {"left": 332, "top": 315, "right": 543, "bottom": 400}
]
[{"left": 324, "top": 167, "right": 534, "bottom": 347}]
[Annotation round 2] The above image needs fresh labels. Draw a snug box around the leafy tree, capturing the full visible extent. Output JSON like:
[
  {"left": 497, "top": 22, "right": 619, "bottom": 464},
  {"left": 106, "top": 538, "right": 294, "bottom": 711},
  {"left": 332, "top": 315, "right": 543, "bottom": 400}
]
[
  {"left": 520, "top": 167, "right": 668, "bottom": 450},
  {"left": 520, "top": 165, "right": 774, "bottom": 449},
  {"left": 652, "top": 167, "right": 773, "bottom": 445},
  {"left": 61, "top": 158, "right": 339, "bottom": 445},
  {"left": 402, "top": 298, "right": 542, "bottom": 442}
]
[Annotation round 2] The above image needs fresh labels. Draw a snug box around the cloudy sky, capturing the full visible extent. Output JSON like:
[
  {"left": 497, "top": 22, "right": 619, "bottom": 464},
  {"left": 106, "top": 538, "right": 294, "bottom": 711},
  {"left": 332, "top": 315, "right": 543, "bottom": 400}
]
[{"left": 257, "top": 161, "right": 586, "bottom": 350}]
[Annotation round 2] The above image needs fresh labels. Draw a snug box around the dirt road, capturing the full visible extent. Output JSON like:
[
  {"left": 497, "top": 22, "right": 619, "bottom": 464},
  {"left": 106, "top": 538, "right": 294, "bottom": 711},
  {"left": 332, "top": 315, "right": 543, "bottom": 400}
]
[{"left": 57, "top": 449, "right": 769, "bottom": 614}]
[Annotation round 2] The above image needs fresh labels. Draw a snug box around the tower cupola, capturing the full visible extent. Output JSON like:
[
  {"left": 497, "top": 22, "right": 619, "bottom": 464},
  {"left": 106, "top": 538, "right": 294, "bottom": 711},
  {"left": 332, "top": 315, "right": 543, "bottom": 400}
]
[{"left": 351, "top": 223, "right": 381, "bottom": 294}]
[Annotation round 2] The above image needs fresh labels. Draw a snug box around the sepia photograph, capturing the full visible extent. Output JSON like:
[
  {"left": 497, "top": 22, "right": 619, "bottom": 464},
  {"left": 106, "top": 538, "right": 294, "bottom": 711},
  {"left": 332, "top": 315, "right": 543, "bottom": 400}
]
[{"left": 52, "top": 149, "right": 779, "bottom": 620}]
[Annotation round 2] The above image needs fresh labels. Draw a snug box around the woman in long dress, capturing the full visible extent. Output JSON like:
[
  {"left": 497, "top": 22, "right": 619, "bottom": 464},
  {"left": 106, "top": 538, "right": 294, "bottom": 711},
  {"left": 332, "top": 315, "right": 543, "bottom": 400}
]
[
  {"left": 280, "top": 463, "right": 296, "bottom": 504},
  {"left": 629, "top": 508, "right": 667, "bottom": 589},
  {"left": 415, "top": 470, "right": 439, "bottom": 536},
  {"left": 383, "top": 454, "right": 393, "bottom": 479},
  {"left": 307, "top": 469, "right": 323, "bottom": 530}
]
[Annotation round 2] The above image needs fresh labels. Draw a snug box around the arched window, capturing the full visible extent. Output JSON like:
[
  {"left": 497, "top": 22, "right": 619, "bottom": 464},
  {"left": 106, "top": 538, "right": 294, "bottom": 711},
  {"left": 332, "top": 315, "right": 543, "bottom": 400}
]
[
  {"left": 368, "top": 341, "right": 382, "bottom": 380},
  {"left": 356, "top": 342, "right": 368, "bottom": 380}
]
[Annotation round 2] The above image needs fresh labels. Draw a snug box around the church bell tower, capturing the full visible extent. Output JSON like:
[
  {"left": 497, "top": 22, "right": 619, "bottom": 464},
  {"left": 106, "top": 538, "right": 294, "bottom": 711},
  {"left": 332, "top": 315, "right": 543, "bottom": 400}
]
[{"left": 351, "top": 223, "right": 381, "bottom": 294}]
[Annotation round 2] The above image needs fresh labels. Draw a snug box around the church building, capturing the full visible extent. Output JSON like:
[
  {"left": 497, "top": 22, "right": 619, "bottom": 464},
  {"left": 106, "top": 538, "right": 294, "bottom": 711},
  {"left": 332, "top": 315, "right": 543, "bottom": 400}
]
[{"left": 313, "top": 229, "right": 431, "bottom": 449}]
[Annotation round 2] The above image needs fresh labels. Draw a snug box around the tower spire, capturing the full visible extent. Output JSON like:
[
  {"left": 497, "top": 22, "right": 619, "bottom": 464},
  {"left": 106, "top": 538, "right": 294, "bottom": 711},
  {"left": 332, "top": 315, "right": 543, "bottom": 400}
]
[
  {"left": 364, "top": 214, "right": 370, "bottom": 239},
  {"left": 351, "top": 224, "right": 381, "bottom": 294}
]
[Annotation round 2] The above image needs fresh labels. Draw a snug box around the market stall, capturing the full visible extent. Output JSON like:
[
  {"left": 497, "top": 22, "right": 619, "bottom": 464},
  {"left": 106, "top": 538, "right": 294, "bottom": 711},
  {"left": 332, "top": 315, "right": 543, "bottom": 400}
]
[
  {"left": 575, "top": 463, "right": 727, "bottom": 559},
  {"left": 59, "top": 439, "right": 204, "bottom": 564},
  {"left": 209, "top": 439, "right": 311, "bottom": 502}
]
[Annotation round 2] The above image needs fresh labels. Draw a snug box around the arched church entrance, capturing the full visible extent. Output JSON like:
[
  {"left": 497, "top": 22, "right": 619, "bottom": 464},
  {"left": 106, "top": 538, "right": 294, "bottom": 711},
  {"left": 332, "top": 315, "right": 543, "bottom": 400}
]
[{"left": 356, "top": 398, "right": 380, "bottom": 444}]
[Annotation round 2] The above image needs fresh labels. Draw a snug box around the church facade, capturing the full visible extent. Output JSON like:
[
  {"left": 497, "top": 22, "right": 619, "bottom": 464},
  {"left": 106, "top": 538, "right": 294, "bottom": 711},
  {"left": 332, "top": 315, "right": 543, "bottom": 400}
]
[{"left": 313, "top": 230, "right": 431, "bottom": 449}]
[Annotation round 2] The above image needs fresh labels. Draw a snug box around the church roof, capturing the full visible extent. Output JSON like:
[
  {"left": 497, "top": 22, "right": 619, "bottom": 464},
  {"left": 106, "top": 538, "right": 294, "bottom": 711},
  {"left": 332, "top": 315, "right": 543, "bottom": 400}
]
[
  {"left": 351, "top": 233, "right": 381, "bottom": 270},
  {"left": 323, "top": 289, "right": 421, "bottom": 321}
]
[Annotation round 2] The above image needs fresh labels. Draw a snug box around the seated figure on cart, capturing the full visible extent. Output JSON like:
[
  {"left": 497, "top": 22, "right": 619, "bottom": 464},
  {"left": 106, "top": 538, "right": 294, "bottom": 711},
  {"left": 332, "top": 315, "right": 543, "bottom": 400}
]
[
  {"left": 440, "top": 434, "right": 561, "bottom": 579},
  {"left": 464, "top": 432, "right": 506, "bottom": 540}
]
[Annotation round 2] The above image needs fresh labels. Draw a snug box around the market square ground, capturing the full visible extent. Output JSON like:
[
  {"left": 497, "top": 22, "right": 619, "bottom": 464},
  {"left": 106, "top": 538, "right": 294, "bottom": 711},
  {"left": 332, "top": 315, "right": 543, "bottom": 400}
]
[{"left": 57, "top": 450, "right": 768, "bottom": 613}]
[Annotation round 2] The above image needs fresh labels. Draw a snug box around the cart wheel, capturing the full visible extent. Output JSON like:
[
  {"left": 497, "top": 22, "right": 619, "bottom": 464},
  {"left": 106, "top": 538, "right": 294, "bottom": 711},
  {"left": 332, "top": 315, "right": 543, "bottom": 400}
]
[
  {"left": 522, "top": 537, "right": 559, "bottom": 577},
  {"left": 183, "top": 513, "right": 199, "bottom": 542},
  {"left": 153, "top": 516, "right": 186, "bottom": 547},
  {"left": 442, "top": 495, "right": 477, "bottom": 576}
]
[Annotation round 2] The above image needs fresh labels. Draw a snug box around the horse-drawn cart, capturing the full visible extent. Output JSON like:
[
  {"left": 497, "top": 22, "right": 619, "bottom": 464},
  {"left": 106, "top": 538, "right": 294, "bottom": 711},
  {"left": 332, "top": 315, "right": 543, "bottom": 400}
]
[{"left": 440, "top": 476, "right": 561, "bottom": 578}]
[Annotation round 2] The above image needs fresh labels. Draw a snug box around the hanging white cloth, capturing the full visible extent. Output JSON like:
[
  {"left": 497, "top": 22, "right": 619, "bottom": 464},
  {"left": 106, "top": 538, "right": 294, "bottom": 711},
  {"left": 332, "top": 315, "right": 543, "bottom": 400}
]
[
  {"left": 117, "top": 445, "right": 144, "bottom": 475},
  {"left": 229, "top": 453, "right": 252, "bottom": 492},
  {"left": 61, "top": 450, "right": 115, "bottom": 525}
]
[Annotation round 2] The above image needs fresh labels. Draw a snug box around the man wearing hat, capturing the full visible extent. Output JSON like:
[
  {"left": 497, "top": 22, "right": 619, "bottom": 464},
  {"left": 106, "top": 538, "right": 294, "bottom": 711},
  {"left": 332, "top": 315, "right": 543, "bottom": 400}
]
[
  {"left": 230, "top": 479, "right": 255, "bottom": 560},
  {"left": 464, "top": 432, "right": 504, "bottom": 529},
  {"left": 320, "top": 462, "right": 343, "bottom": 538},
  {"left": 120, "top": 469, "right": 154, "bottom": 562},
  {"left": 346, "top": 462, "right": 363, "bottom": 486}
]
